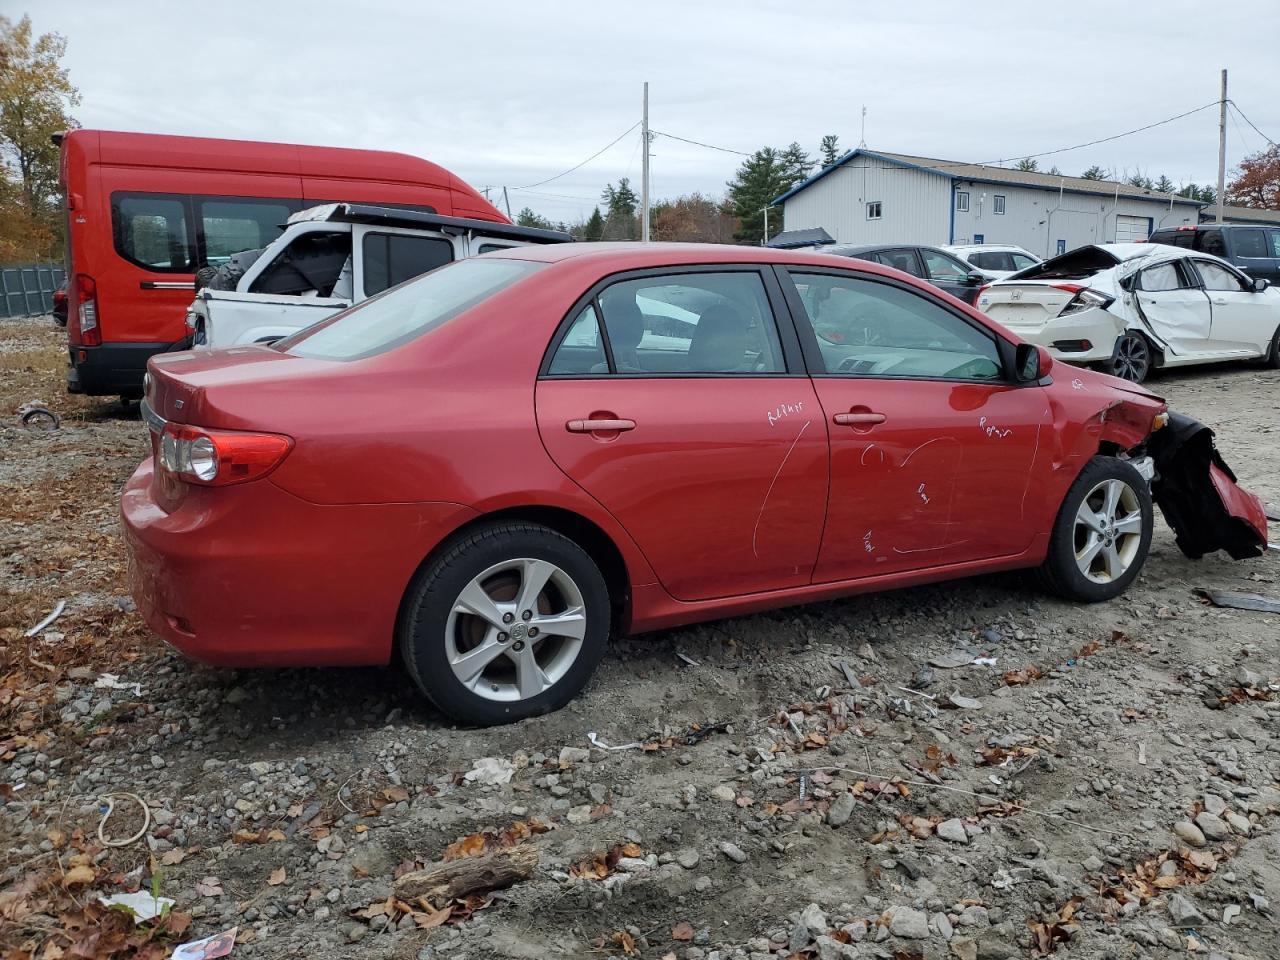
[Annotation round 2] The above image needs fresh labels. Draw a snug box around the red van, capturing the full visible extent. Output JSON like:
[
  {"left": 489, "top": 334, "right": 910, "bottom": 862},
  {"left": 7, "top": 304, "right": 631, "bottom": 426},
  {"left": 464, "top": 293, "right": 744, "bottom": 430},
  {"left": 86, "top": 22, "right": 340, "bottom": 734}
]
[{"left": 58, "top": 129, "right": 507, "bottom": 398}]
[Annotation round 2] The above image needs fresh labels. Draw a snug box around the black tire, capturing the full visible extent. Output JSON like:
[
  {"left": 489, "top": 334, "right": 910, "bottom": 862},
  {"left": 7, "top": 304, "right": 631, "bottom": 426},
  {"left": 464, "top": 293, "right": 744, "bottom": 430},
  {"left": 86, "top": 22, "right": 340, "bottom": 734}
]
[
  {"left": 1108, "top": 331, "right": 1154, "bottom": 383},
  {"left": 1262, "top": 325, "right": 1280, "bottom": 369},
  {"left": 399, "top": 522, "right": 610, "bottom": 726},
  {"left": 1038, "top": 456, "right": 1153, "bottom": 602}
]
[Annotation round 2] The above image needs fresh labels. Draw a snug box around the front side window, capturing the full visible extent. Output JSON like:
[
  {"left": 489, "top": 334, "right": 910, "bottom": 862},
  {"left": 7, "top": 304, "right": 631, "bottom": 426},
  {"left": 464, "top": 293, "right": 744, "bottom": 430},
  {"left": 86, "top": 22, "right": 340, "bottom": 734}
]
[
  {"left": 199, "top": 199, "right": 294, "bottom": 266},
  {"left": 1138, "top": 261, "right": 1191, "bottom": 292},
  {"left": 790, "top": 272, "right": 1002, "bottom": 381},
  {"left": 968, "top": 251, "right": 1010, "bottom": 271},
  {"left": 362, "top": 233, "right": 454, "bottom": 295},
  {"left": 1010, "top": 253, "right": 1037, "bottom": 270},
  {"left": 956, "top": 191, "right": 970, "bottom": 212},
  {"left": 866, "top": 201, "right": 882, "bottom": 220},
  {"left": 112, "top": 193, "right": 194, "bottom": 272},
  {"left": 551, "top": 271, "right": 785, "bottom": 376},
  {"left": 1194, "top": 260, "right": 1246, "bottom": 291},
  {"left": 922, "top": 249, "right": 971, "bottom": 281},
  {"left": 1232, "top": 228, "right": 1268, "bottom": 258},
  {"left": 281, "top": 258, "right": 541, "bottom": 360},
  {"left": 250, "top": 231, "right": 352, "bottom": 297},
  {"left": 1270, "top": 230, "right": 1280, "bottom": 258},
  {"left": 993, "top": 195, "right": 1006, "bottom": 215}
]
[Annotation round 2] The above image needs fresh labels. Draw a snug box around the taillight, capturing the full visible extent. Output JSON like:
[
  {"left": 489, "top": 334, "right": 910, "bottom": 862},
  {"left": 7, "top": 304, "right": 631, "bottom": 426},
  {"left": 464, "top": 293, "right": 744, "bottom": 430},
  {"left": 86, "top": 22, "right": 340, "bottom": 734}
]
[
  {"left": 75, "top": 274, "right": 100, "bottom": 346},
  {"left": 975, "top": 284, "right": 991, "bottom": 301},
  {"left": 158, "top": 423, "right": 292, "bottom": 486},
  {"left": 1056, "top": 287, "right": 1115, "bottom": 317}
]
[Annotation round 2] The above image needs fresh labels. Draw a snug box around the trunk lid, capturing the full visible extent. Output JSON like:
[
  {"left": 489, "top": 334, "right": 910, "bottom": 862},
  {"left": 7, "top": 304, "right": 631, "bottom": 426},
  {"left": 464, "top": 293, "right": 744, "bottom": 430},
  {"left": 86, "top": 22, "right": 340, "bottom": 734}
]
[{"left": 977, "top": 282, "right": 1081, "bottom": 333}]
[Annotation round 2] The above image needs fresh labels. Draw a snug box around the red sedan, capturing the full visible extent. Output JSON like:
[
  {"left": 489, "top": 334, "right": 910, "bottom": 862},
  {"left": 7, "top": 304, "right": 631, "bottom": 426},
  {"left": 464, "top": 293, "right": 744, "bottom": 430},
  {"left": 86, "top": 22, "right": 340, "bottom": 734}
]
[{"left": 122, "top": 244, "right": 1268, "bottom": 725}]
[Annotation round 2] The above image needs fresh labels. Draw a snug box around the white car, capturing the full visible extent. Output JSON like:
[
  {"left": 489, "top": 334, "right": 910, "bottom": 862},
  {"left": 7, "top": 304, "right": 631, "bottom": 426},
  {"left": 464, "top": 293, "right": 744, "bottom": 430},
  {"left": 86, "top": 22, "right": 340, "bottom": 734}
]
[
  {"left": 976, "top": 243, "right": 1280, "bottom": 382},
  {"left": 945, "top": 244, "right": 1042, "bottom": 280},
  {"left": 187, "top": 203, "right": 569, "bottom": 349}
]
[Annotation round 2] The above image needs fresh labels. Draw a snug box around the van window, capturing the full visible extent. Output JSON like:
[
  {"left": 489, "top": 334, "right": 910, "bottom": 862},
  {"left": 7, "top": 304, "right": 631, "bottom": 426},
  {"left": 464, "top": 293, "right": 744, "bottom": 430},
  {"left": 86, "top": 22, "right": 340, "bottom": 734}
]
[
  {"left": 112, "top": 193, "right": 194, "bottom": 272},
  {"left": 1151, "top": 230, "right": 1193, "bottom": 249},
  {"left": 362, "top": 233, "right": 454, "bottom": 295},
  {"left": 1232, "top": 228, "right": 1269, "bottom": 258},
  {"left": 250, "top": 231, "right": 352, "bottom": 297},
  {"left": 199, "top": 199, "right": 294, "bottom": 265}
]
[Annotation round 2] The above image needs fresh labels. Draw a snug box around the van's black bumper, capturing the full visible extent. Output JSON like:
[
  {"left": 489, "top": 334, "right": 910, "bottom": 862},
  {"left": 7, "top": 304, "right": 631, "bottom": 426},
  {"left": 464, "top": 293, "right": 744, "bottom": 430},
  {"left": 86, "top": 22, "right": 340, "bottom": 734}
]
[{"left": 67, "top": 340, "right": 191, "bottom": 398}]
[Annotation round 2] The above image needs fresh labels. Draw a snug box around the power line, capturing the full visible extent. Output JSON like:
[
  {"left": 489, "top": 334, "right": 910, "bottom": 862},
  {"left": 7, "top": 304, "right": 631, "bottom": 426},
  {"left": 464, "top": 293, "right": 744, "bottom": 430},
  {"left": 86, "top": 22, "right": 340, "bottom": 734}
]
[
  {"left": 653, "top": 130, "right": 751, "bottom": 156},
  {"left": 511, "top": 122, "right": 640, "bottom": 190},
  {"left": 1228, "top": 100, "right": 1276, "bottom": 147}
]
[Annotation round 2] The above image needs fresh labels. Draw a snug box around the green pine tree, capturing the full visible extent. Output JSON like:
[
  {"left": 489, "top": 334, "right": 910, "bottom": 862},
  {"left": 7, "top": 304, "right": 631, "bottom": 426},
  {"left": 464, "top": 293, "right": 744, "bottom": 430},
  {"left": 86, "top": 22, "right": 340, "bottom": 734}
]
[
  {"left": 1015, "top": 158, "right": 1038, "bottom": 172},
  {"left": 726, "top": 147, "right": 790, "bottom": 242},
  {"left": 780, "top": 142, "right": 813, "bottom": 184},
  {"left": 583, "top": 206, "right": 604, "bottom": 241},
  {"left": 515, "top": 207, "right": 554, "bottom": 229},
  {"left": 601, "top": 179, "right": 639, "bottom": 239},
  {"left": 1081, "top": 165, "right": 1108, "bottom": 180},
  {"left": 819, "top": 134, "right": 841, "bottom": 168},
  {"left": 1155, "top": 175, "right": 1176, "bottom": 194}
]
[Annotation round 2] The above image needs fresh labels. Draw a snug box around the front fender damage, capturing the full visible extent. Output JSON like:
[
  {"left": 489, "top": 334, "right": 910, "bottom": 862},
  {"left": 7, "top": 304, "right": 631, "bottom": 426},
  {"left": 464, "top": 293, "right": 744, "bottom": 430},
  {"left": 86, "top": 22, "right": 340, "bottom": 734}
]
[{"left": 1145, "top": 412, "right": 1269, "bottom": 560}]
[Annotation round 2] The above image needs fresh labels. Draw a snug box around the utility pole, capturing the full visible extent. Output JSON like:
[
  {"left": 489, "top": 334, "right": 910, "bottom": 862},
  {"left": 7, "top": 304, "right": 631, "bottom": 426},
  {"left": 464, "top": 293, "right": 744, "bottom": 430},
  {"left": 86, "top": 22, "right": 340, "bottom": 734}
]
[
  {"left": 501, "top": 186, "right": 513, "bottom": 220},
  {"left": 1216, "top": 68, "right": 1227, "bottom": 224},
  {"left": 641, "top": 81, "right": 651, "bottom": 243},
  {"left": 762, "top": 205, "right": 770, "bottom": 245}
]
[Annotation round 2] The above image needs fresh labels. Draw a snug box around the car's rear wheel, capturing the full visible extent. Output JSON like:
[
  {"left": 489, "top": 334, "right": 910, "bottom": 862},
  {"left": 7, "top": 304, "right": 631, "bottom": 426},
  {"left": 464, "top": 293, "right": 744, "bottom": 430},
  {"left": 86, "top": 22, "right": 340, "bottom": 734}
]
[
  {"left": 1038, "top": 456, "right": 1153, "bottom": 602},
  {"left": 399, "top": 522, "right": 610, "bottom": 726},
  {"left": 1109, "top": 332, "right": 1153, "bottom": 383},
  {"left": 1262, "top": 325, "right": 1280, "bottom": 368}
]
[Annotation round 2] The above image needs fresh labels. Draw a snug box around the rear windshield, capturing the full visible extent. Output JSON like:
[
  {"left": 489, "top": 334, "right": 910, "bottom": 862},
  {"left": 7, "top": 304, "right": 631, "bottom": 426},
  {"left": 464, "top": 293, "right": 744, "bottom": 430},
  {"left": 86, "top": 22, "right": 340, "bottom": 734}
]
[
  {"left": 1007, "top": 245, "right": 1128, "bottom": 281},
  {"left": 278, "top": 258, "right": 541, "bottom": 360}
]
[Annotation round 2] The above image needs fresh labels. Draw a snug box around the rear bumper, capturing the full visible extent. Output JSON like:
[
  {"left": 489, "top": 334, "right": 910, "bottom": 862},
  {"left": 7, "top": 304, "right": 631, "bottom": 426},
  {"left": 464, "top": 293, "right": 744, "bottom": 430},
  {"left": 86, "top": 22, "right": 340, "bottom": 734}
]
[
  {"left": 67, "top": 340, "right": 191, "bottom": 397},
  {"left": 121, "top": 459, "right": 478, "bottom": 667},
  {"left": 993, "top": 308, "right": 1121, "bottom": 364}
]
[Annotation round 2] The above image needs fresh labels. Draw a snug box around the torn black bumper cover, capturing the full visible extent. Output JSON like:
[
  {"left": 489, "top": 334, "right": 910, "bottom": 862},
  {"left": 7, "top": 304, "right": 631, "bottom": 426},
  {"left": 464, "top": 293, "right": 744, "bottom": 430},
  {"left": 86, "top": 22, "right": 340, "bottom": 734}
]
[{"left": 1146, "top": 412, "right": 1269, "bottom": 560}]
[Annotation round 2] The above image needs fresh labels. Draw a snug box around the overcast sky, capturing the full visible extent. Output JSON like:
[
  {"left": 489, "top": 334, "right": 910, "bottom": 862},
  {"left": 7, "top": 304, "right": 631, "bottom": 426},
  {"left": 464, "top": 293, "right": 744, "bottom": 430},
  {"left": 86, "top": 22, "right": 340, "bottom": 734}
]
[{"left": 34, "top": 0, "right": 1280, "bottom": 223}]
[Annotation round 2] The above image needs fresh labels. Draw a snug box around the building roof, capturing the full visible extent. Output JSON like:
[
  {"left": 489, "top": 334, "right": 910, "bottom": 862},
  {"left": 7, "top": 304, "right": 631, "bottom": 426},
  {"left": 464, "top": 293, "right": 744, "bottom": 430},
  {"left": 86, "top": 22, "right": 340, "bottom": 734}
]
[
  {"left": 764, "top": 227, "right": 834, "bottom": 249},
  {"left": 1198, "top": 204, "right": 1280, "bottom": 226},
  {"left": 775, "top": 148, "right": 1205, "bottom": 207}
]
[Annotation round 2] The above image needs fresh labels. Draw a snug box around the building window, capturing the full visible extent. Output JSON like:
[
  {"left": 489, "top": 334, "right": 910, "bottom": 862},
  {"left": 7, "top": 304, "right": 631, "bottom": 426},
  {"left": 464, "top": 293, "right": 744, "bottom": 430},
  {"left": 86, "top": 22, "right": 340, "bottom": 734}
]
[
  {"left": 956, "top": 191, "right": 970, "bottom": 213},
  {"left": 866, "top": 201, "right": 882, "bottom": 220},
  {"left": 993, "top": 195, "right": 1006, "bottom": 215},
  {"left": 1056, "top": 239, "right": 1067, "bottom": 255}
]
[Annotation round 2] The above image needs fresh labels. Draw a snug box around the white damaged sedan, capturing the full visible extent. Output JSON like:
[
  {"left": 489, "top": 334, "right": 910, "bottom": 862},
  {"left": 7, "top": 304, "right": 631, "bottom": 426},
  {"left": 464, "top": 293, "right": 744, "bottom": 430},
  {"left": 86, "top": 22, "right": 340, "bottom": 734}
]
[{"left": 976, "top": 243, "right": 1280, "bottom": 382}]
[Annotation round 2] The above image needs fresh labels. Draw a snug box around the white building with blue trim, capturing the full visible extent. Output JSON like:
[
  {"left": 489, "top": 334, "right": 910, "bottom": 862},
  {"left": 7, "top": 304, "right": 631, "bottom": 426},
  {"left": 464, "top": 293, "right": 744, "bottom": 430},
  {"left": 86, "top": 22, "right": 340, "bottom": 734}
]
[{"left": 775, "top": 149, "right": 1203, "bottom": 257}]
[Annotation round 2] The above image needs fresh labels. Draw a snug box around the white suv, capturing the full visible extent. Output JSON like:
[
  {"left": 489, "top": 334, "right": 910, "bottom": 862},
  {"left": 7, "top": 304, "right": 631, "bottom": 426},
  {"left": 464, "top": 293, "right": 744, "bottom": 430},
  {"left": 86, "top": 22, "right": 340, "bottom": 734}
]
[
  {"left": 188, "top": 204, "right": 569, "bottom": 349},
  {"left": 945, "top": 244, "right": 1042, "bottom": 280}
]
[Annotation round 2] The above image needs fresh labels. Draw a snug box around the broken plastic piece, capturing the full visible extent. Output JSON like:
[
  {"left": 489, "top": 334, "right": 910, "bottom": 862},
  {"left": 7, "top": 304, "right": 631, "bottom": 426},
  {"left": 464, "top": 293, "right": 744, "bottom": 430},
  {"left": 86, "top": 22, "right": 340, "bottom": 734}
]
[
  {"left": 172, "top": 927, "right": 237, "bottom": 960},
  {"left": 24, "top": 600, "right": 66, "bottom": 638},
  {"left": 94, "top": 673, "right": 143, "bottom": 697},
  {"left": 1194, "top": 588, "right": 1280, "bottom": 614},
  {"left": 587, "top": 732, "right": 644, "bottom": 751}
]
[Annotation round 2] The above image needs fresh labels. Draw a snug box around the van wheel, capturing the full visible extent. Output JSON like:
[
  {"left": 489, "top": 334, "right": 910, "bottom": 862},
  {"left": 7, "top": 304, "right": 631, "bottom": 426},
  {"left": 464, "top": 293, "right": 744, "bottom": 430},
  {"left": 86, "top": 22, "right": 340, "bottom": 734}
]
[
  {"left": 399, "top": 522, "right": 610, "bottom": 726},
  {"left": 1038, "top": 456, "right": 1153, "bottom": 602},
  {"left": 1108, "top": 332, "right": 1152, "bottom": 383}
]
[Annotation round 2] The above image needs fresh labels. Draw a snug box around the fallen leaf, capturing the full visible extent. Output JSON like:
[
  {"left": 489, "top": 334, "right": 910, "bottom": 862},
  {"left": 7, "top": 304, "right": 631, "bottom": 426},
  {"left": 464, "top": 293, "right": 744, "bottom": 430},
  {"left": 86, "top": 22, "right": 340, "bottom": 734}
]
[
  {"left": 195, "top": 878, "right": 223, "bottom": 897},
  {"left": 414, "top": 903, "right": 452, "bottom": 928},
  {"left": 161, "top": 847, "right": 187, "bottom": 866},
  {"left": 61, "top": 864, "right": 95, "bottom": 887},
  {"left": 267, "top": 867, "right": 286, "bottom": 886},
  {"left": 671, "top": 921, "right": 695, "bottom": 941},
  {"left": 613, "top": 930, "right": 637, "bottom": 955}
]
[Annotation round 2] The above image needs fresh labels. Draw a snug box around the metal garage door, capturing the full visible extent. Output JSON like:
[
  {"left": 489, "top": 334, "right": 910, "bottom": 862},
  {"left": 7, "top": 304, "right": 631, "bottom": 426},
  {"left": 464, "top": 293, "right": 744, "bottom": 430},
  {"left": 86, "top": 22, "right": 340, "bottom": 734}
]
[{"left": 1115, "top": 215, "right": 1152, "bottom": 243}]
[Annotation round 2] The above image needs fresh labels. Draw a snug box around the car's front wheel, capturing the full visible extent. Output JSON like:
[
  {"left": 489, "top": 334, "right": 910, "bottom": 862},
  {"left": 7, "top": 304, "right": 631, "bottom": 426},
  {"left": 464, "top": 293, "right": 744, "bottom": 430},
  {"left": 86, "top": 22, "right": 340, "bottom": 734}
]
[
  {"left": 1038, "top": 456, "right": 1153, "bottom": 602},
  {"left": 399, "top": 522, "right": 610, "bottom": 726},
  {"left": 1108, "top": 332, "right": 1153, "bottom": 383}
]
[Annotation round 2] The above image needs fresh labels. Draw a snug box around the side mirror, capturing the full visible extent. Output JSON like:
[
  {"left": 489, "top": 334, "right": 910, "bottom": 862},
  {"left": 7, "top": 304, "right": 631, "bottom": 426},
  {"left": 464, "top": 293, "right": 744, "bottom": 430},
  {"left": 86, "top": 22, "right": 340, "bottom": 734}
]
[
  {"left": 1014, "top": 342, "right": 1051, "bottom": 382},
  {"left": 1118, "top": 274, "right": 1135, "bottom": 292},
  {"left": 965, "top": 271, "right": 985, "bottom": 286},
  {"left": 1253, "top": 277, "right": 1270, "bottom": 293}
]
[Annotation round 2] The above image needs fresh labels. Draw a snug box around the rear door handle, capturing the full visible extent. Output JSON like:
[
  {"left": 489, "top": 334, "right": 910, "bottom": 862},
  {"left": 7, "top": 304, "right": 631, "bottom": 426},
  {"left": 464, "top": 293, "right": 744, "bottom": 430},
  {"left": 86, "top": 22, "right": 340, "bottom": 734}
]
[
  {"left": 833, "top": 411, "right": 886, "bottom": 426},
  {"left": 1212, "top": 298, "right": 1227, "bottom": 305},
  {"left": 566, "top": 418, "right": 636, "bottom": 433}
]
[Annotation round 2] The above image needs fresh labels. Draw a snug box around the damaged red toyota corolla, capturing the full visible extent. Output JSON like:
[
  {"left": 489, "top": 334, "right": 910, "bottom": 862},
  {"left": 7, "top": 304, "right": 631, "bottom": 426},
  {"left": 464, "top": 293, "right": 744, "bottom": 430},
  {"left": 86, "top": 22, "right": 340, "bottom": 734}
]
[{"left": 121, "top": 244, "right": 1270, "bottom": 725}]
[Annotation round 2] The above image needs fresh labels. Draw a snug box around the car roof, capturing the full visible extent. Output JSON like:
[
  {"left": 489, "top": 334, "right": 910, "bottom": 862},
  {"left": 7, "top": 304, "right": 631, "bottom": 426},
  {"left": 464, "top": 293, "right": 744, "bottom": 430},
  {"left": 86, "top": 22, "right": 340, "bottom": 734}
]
[
  {"left": 483, "top": 241, "right": 915, "bottom": 270},
  {"left": 821, "top": 243, "right": 953, "bottom": 257},
  {"left": 947, "top": 244, "right": 1034, "bottom": 254}
]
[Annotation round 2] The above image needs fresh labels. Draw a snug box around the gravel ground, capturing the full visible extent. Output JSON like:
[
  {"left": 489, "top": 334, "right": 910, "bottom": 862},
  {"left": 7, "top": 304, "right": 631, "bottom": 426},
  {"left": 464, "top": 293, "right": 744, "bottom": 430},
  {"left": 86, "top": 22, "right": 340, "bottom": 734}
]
[{"left": 2, "top": 317, "right": 1278, "bottom": 960}]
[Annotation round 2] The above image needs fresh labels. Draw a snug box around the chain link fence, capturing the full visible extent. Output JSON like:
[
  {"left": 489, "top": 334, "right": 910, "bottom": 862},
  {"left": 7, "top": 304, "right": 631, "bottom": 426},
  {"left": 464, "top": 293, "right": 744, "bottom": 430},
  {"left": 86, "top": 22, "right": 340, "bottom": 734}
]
[{"left": 0, "top": 262, "right": 66, "bottom": 319}]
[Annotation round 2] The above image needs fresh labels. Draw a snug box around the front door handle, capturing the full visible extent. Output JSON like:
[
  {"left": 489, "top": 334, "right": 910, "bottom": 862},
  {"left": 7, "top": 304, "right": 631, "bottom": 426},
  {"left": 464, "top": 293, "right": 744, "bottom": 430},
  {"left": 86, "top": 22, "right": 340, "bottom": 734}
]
[
  {"left": 566, "top": 418, "right": 636, "bottom": 433},
  {"left": 833, "top": 411, "right": 886, "bottom": 426},
  {"left": 1212, "top": 298, "right": 1227, "bottom": 305}
]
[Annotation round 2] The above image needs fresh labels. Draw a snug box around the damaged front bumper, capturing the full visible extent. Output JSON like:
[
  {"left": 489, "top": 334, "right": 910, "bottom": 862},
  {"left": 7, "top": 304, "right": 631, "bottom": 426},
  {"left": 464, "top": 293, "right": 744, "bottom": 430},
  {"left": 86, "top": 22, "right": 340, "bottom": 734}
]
[{"left": 1144, "top": 412, "right": 1269, "bottom": 560}]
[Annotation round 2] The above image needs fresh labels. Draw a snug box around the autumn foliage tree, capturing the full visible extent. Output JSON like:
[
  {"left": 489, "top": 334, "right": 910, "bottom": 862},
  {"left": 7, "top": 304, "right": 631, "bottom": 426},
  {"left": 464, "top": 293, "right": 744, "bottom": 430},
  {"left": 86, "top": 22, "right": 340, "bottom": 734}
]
[
  {"left": 0, "top": 14, "right": 80, "bottom": 261},
  {"left": 650, "top": 193, "right": 738, "bottom": 243},
  {"left": 1226, "top": 144, "right": 1280, "bottom": 210}
]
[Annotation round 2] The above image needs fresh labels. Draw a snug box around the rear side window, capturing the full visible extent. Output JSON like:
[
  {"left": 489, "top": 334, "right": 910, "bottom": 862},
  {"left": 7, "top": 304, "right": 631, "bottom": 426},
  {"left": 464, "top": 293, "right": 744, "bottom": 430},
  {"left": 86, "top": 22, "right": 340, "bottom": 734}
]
[
  {"left": 250, "top": 232, "right": 352, "bottom": 297},
  {"left": 1272, "top": 230, "right": 1280, "bottom": 257},
  {"left": 280, "top": 258, "right": 541, "bottom": 360},
  {"left": 1196, "top": 231, "right": 1227, "bottom": 256},
  {"left": 547, "top": 305, "right": 607, "bottom": 374},
  {"left": 112, "top": 193, "right": 194, "bottom": 272},
  {"left": 871, "top": 249, "right": 923, "bottom": 277},
  {"left": 199, "top": 199, "right": 294, "bottom": 265},
  {"left": 1010, "top": 253, "right": 1037, "bottom": 270},
  {"left": 1232, "top": 228, "right": 1269, "bottom": 258},
  {"left": 362, "top": 233, "right": 454, "bottom": 296},
  {"left": 968, "top": 252, "right": 1011, "bottom": 271}
]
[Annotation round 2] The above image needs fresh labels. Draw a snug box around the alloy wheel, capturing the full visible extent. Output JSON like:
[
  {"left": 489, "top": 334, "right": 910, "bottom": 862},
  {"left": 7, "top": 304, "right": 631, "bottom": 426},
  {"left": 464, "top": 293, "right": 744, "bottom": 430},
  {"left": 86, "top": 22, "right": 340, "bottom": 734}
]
[
  {"left": 444, "top": 557, "right": 587, "bottom": 702},
  {"left": 1073, "top": 478, "right": 1144, "bottom": 584},
  {"left": 1111, "top": 334, "right": 1149, "bottom": 382}
]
